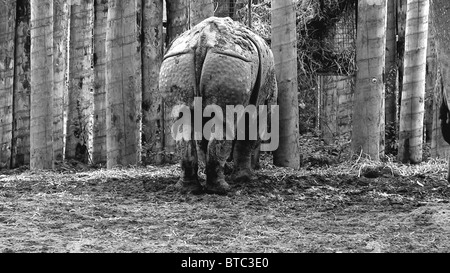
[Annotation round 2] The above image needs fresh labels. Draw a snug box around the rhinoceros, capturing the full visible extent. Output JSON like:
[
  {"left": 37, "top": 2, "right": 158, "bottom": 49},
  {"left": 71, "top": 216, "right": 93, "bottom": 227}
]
[{"left": 159, "top": 17, "right": 278, "bottom": 194}]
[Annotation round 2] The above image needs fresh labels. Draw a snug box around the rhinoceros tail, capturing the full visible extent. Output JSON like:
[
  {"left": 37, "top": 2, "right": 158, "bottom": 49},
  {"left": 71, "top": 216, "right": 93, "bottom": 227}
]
[{"left": 194, "top": 34, "right": 210, "bottom": 97}]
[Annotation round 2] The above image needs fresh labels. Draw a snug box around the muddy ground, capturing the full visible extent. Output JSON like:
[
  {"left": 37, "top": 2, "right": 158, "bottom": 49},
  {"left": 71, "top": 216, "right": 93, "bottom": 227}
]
[{"left": 1, "top": 152, "right": 450, "bottom": 253}]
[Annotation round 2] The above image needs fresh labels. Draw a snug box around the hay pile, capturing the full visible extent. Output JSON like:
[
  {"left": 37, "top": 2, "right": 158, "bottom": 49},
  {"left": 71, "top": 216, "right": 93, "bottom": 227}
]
[{"left": 296, "top": 0, "right": 357, "bottom": 89}]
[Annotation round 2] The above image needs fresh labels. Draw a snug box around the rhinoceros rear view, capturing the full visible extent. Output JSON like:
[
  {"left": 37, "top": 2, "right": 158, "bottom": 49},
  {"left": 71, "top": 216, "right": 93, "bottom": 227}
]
[{"left": 159, "top": 17, "right": 278, "bottom": 194}]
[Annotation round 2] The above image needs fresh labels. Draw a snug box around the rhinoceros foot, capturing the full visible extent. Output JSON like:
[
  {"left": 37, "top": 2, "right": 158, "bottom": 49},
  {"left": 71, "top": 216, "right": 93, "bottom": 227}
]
[
  {"left": 232, "top": 169, "right": 257, "bottom": 183},
  {"left": 224, "top": 162, "right": 234, "bottom": 175},
  {"left": 205, "top": 179, "right": 230, "bottom": 195},
  {"left": 174, "top": 178, "right": 204, "bottom": 195}
]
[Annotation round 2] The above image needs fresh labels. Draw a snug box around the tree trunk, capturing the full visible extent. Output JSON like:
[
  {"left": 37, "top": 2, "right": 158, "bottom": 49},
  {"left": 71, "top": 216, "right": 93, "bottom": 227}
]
[
  {"left": 397, "top": 0, "right": 407, "bottom": 61},
  {"left": 352, "top": 0, "right": 387, "bottom": 161},
  {"left": 0, "top": 0, "right": 16, "bottom": 169},
  {"left": 142, "top": 0, "right": 164, "bottom": 165},
  {"left": 424, "top": 11, "right": 436, "bottom": 143},
  {"left": 397, "top": 0, "right": 407, "bottom": 126},
  {"left": 11, "top": 0, "right": 31, "bottom": 168},
  {"left": 92, "top": 0, "right": 108, "bottom": 165},
  {"left": 190, "top": 0, "right": 214, "bottom": 28},
  {"left": 53, "top": 0, "right": 69, "bottom": 164},
  {"left": 30, "top": 0, "right": 54, "bottom": 169},
  {"left": 385, "top": 0, "right": 399, "bottom": 155},
  {"left": 166, "top": 0, "right": 189, "bottom": 44},
  {"left": 398, "top": 0, "right": 429, "bottom": 163},
  {"left": 163, "top": 0, "right": 188, "bottom": 159},
  {"left": 272, "top": 0, "right": 300, "bottom": 169},
  {"left": 105, "top": 0, "right": 142, "bottom": 168},
  {"left": 66, "top": 2, "right": 94, "bottom": 164}
]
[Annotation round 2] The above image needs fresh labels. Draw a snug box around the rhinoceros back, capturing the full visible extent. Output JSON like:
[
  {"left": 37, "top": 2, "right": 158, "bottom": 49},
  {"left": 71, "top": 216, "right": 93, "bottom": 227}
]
[{"left": 159, "top": 17, "right": 275, "bottom": 107}]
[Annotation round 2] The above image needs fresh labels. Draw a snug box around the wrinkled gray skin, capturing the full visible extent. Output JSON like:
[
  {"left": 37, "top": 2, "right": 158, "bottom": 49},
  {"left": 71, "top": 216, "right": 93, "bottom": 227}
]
[{"left": 159, "top": 17, "right": 278, "bottom": 194}]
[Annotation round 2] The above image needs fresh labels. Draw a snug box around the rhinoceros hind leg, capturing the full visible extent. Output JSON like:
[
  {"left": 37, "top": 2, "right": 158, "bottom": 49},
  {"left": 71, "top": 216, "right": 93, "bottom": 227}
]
[
  {"left": 205, "top": 139, "right": 233, "bottom": 194},
  {"left": 175, "top": 139, "right": 203, "bottom": 194},
  {"left": 174, "top": 178, "right": 203, "bottom": 194},
  {"left": 447, "top": 158, "right": 450, "bottom": 183},
  {"left": 251, "top": 142, "right": 261, "bottom": 170},
  {"left": 233, "top": 140, "right": 258, "bottom": 182}
]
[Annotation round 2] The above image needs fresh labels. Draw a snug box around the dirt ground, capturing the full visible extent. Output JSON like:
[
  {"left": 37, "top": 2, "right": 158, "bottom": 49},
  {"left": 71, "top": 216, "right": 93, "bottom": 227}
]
[{"left": 1, "top": 148, "right": 450, "bottom": 253}]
